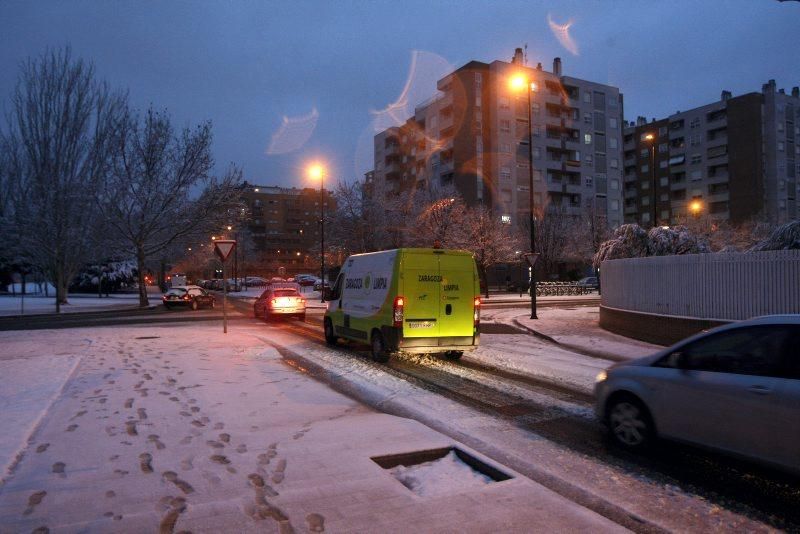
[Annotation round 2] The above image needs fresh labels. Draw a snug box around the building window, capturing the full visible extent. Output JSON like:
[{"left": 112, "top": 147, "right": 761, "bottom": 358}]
[
  {"left": 660, "top": 176, "right": 669, "bottom": 186},
  {"left": 532, "top": 103, "right": 541, "bottom": 114},
  {"left": 690, "top": 170, "right": 702, "bottom": 181},
  {"left": 584, "top": 133, "right": 592, "bottom": 144},
  {"left": 593, "top": 91, "right": 606, "bottom": 109},
  {"left": 476, "top": 95, "right": 482, "bottom": 107},
  {"left": 642, "top": 196, "right": 650, "bottom": 205},
  {"left": 610, "top": 159, "right": 619, "bottom": 169},
  {"left": 474, "top": 72, "right": 482, "bottom": 83},
  {"left": 610, "top": 199, "right": 619, "bottom": 210},
  {"left": 499, "top": 96, "right": 510, "bottom": 109},
  {"left": 500, "top": 119, "right": 510, "bottom": 132},
  {"left": 690, "top": 117, "right": 701, "bottom": 129},
  {"left": 609, "top": 118, "right": 618, "bottom": 129},
  {"left": 585, "top": 153, "right": 593, "bottom": 165},
  {"left": 640, "top": 148, "right": 649, "bottom": 158},
  {"left": 691, "top": 153, "right": 702, "bottom": 164},
  {"left": 533, "top": 125, "right": 541, "bottom": 137},
  {"left": 659, "top": 126, "right": 668, "bottom": 136},
  {"left": 501, "top": 143, "right": 511, "bottom": 154},
  {"left": 778, "top": 141, "right": 785, "bottom": 151},
  {"left": 583, "top": 91, "right": 591, "bottom": 103},
  {"left": 533, "top": 169, "right": 543, "bottom": 181},
  {"left": 660, "top": 161, "right": 668, "bottom": 169},
  {"left": 584, "top": 113, "right": 592, "bottom": 124},
  {"left": 610, "top": 179, "right": 619, "bottom": 190},
  {"left": 500, "top": 167, "right": 511, "bottom": 180},
  {"left": 533, "top": 147, "right": 541, "bottom": 159},
  {"left": 585, "top": 176, "right": 593, "bottom": 187},
  {"left": 658, "top": 143, "right": 668, "bottom": 153},
  {"left": 641, "top": 164, "right": 649, "bottom": 173},
  {"left": 641, "top": 180, "right": 650, "bottom": 190},
  {"left": 609, "top": 137, "right": 618, "bottom": 149}
]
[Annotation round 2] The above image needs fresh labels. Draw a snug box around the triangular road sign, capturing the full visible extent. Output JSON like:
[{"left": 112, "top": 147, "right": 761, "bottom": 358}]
[{"left": 214, "top": 240, "right": 236, "bottom": 262}]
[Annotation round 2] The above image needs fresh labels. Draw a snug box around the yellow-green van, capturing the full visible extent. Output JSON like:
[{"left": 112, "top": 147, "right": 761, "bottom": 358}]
[{"left": 323, "top": 248, "right": 481, "bottom": 362}]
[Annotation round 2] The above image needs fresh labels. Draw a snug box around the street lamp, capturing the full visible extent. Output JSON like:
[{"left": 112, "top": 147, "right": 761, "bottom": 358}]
[
  {"left": 689, "top": 199, "right": 702, "bottom": 216},
  {"left": 308, "top": 163, "right": 326, "bottom": 303},
  {"left": 510, "top": 73, "right": 538, "bottom": 319},
  {"left": 644, "top": 133, "right": 657, "bottom": 227}
]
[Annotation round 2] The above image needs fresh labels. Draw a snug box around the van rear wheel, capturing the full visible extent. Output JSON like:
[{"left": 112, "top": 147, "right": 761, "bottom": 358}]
[
  {"left": 444, "top": 351, "right": 463, "bottom": 361},
  {"left": 324, "top": 318, "right": 337, "bottom": 345},
  {"left": 370, "top": 331, "right": 390, "bottom": 363}
]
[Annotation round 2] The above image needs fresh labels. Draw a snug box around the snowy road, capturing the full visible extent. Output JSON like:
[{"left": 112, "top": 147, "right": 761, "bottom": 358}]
[{"left": 1, "top": 307, "right": 798, "bottom": 532}]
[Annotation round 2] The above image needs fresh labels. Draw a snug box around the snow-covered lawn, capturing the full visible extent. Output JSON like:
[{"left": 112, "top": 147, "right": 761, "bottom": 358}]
[{"left": 0, "top": 294, "right": 144, "bottom": 317}]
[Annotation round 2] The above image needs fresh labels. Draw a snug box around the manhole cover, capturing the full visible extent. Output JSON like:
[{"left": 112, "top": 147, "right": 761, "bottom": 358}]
[{"left": 135, "top": 336, "right": 160, "bottom": 340}]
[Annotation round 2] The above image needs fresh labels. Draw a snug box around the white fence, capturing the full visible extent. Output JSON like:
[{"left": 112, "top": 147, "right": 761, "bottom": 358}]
[{"left": 600, "top": 250, "right": 800, "bottom": 321}]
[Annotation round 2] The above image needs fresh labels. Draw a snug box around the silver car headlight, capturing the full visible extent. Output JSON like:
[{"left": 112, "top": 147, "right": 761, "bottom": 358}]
[{"left": 595, "top": 370, "right": 608, "bottom": 383}]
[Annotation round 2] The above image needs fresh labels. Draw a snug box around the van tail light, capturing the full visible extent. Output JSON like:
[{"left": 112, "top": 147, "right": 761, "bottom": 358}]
[
  {"left": 473, "top": 296, "right": 481, "bottom": 327},
  {"left": 393, "top": 296, "right": 404, "bottom": 328}
]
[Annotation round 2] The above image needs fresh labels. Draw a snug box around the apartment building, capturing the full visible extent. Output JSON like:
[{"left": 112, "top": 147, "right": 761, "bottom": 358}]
[
  {"left": 372, "top": 49, "right": 626, "bottom": 233},
  {"left": 623, "top": 81, "right": 800, "bottom": 226},
  {"left": 238, "top": 182, "right": 335, "bottom": 276}
]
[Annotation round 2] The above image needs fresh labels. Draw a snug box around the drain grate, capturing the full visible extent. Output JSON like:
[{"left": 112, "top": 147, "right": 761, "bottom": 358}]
[{"left": 134, "top": 336, "right": 160, "bottom": 340}]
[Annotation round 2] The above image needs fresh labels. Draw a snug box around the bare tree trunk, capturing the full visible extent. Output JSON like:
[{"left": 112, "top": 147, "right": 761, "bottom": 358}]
[{"left": 136, "top": 246, "right": 149, "bottom": 307}]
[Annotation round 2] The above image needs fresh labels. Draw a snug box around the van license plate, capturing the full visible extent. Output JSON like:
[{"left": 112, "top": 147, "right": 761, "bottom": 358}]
[{"left": 407, "top": 321, "right": 433, "bottom": 329}]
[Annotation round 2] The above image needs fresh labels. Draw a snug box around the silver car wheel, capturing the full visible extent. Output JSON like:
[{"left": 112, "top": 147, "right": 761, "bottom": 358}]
[{"left": 610, "top": 401, "right": 648, "bottom": 446}]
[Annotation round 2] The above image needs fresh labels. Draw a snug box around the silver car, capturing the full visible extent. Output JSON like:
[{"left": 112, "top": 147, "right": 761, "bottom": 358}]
[{"left": 595, "top": 315, "right": 800, "bottom": 473}]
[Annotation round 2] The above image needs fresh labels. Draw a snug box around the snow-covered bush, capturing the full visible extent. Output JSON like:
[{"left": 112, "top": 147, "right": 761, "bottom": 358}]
[
  {"left": 593, "top": 223, "right": 709, "bottom": 267},
  {"left": 748, "top": 220, "right": 800, "bottom": 251}
]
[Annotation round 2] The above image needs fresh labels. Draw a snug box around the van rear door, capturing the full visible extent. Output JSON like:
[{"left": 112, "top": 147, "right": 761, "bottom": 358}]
[
  {"left": 438, "top": 253, "right": 476, "bottom": 338},
  {"left": 402, "top": 250, "right": 440, "bottom": 338}
]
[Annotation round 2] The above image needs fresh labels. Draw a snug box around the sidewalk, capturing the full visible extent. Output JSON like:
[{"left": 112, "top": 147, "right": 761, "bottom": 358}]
[
  {"left": 510, "top": 306, "right": 664, "bottom": 361},
  {"left": 0, "top": 324, "right": 623, "bottom": 532}
]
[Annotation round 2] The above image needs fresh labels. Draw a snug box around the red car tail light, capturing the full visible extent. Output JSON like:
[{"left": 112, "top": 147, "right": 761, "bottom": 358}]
[
  {"left": 474, "top": 296, "right": 481, "bottom": 327},
  {"left": 393, "top": 296, "right": 404, "bottom": 327}
]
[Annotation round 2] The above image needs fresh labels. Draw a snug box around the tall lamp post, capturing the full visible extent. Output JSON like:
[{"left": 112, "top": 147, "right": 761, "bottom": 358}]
[
  {"left": 511, "top": 73, "right": 538, "bottom": 319},
  {"left": 644, "top": 133, "right": 657, "bottom": 227},
  {"left": 309, "top": 164, "right": 326, "bottom": 303}
]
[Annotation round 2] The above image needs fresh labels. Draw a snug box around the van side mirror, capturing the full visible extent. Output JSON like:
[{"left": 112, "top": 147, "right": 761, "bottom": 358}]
[{"left": 672, "top": 351, "right": 689, "bottom": 369}]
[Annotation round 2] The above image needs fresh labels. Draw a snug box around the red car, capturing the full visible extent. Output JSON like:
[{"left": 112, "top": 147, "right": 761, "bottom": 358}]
[{"left": 253, "top": 287, "right": 306, "bottom": 321}]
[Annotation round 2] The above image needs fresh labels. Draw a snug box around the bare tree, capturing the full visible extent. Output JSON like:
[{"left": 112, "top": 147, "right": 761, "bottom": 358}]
[
  {"left": 98, "top": 106, "right": 242, "bottom": 307},
  {"left": 406, "top": 195, "right": 467, "bottom": 248},
  {"left": 454, "top": 206, "right": 520, "bottom": 298},
  {"left": 1, "top": 47, "right": 123, "bottom": 311}
]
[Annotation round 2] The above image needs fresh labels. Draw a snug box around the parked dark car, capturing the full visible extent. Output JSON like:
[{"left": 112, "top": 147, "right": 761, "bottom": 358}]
[
  {"left": 576, "top": 276, "right": 599, "bottom": 290},
  {"left": 162, "top": 285, "right": 216, "bottom": 310},
  {"left": 253, "top": 287, "right": 306, "bottom": 321}
]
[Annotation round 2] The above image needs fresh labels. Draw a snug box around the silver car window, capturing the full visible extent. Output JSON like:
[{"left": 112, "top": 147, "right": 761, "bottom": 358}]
[{"left": 679, "top": 326, "right": 790, "bottom": 377}]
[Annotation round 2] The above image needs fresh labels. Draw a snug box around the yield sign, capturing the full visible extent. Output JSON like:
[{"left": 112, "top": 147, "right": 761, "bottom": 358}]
[{"left": 214, "top": 240, "right": 236, "bottom": 262}]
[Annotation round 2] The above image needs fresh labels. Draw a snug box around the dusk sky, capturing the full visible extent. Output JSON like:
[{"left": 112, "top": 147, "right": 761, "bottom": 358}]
[{"left": 1, "top": 1, "right": 798, "bottom": 189}]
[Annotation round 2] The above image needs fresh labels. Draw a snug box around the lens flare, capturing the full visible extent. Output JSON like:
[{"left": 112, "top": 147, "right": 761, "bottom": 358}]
[
  {"left": 547, "top": 13, "right": 579, "bottom": 56},
  {"left": 266, "top": 107, "right": 319, "bottom": 155}
]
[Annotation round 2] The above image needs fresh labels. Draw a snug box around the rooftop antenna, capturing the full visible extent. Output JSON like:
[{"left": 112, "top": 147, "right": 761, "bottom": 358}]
[{"left": 524, "top": 43, "right": 528, "bottom": 66}]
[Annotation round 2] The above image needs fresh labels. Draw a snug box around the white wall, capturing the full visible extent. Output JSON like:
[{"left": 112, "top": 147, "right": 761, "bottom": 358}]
[{"left": 600, "top": 250, "right": 800, "bottom": 320}]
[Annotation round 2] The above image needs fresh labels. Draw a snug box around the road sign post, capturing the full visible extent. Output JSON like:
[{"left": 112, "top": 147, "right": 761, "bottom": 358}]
[{"left": 214, "top": 240, "right": 237, "bottom": 334}]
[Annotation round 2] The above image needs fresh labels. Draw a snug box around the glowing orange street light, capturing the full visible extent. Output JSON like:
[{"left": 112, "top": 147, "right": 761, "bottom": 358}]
[
  {"left": 690, "top": 200, "right": 703, "bottom": 215},
  {"left": 509, "top": 72, "right": 538, "bottom": 319}
]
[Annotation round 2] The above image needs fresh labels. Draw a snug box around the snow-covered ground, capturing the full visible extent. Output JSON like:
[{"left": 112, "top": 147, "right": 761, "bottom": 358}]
[
  {"left": 0, "top": 294, "right": 145, "bottom": 317},
  {"left": 0, "top": 324, "right": 624, "bottom": 532},
  {"left": 486, "top": 306, "right": 664, "bottom": 361}
]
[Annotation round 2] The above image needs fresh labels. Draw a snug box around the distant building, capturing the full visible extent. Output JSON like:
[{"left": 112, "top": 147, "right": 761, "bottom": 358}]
[
  {"left": 238, "top": 182, "right": 335, "bottom": 276},
  {"left": 372, "top": 49, "right": 626, "bottom": 233},
  {"left": 623, "top": 81, "right": 800, "bottom": 226}
]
